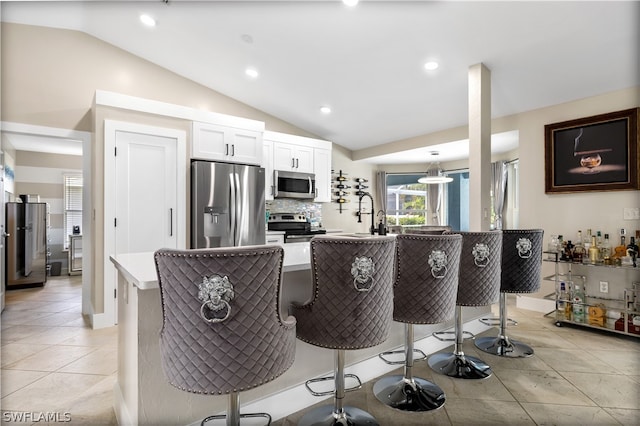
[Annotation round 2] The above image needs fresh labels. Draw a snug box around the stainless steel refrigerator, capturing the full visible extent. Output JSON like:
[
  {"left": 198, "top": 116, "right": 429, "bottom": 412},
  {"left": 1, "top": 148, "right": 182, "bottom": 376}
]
[
  {"left": 191, "top": 161, "right": 266, "bottom": 249},
  {"left": 5, "top": 202, "right": 48, "bottom": 288}
]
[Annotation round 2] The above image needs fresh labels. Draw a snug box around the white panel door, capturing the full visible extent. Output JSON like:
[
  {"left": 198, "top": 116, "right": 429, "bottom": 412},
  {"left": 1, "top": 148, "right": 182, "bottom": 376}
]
[{"left": 115, "top": 131, "right": 178, "bottom": 255}]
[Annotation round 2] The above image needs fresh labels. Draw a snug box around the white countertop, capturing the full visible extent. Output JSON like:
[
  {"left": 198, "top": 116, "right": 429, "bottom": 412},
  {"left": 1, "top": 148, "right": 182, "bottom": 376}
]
[
  {"left": 110, "top": 252, "right": 159, "bottom": 290},
  {"left": 110, "top": 243, "right": 312, "bottom": 290}
]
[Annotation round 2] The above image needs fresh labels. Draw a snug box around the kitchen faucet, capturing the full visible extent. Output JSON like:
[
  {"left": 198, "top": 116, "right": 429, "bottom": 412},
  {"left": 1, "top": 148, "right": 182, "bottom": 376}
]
[{"left": 357, "top": 192, "right": 376, "bottom": 235}]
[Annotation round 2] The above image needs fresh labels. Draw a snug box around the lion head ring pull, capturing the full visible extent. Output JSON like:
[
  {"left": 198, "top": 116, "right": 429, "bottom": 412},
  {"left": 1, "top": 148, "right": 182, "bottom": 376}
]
[
  {"left": 428, "top": 249, "right": 448, "bottom": 279},
  {"left": 351, "top": 256, "right": 375, "bottom": 292},
  {"left": 472, "top": 243, "right": 490, "bottom": 267},
  {"left": 516, "top": 237, "right": 533, "bottom": 259},
  {"left": 197, "top": 274, "right": 235, "bottom": 323}
]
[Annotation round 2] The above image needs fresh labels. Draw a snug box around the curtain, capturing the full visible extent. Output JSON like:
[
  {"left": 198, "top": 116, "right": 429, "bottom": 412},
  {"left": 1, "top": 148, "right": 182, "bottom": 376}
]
[
  {"left": 375, "top": 171, "right": 387, "bottom": 214},
  {"left": 491, "top": 161, "right": 507, "bottom": 230},
  {"left": 427, "top": 169, "right": 442, "bottom": 225}
]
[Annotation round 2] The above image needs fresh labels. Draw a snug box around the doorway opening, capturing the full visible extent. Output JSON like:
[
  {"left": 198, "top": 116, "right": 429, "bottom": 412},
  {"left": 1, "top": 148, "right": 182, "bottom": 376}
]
[{"left": 0, "top": 122, "right": 91, "bottom": 317}]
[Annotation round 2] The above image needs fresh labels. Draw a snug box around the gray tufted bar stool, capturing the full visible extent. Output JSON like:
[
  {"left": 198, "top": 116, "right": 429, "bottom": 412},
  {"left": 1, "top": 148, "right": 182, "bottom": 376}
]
[
  {"left": 428, "top": 231, "right": 502, "bottom": 380},
  {"left": 475, "top": 229, "right": 544, "bottom": 358},
  {"left": 291, "top": 235, "right": 396, "bottom": 426},
  {"left": 154, "top": 245, "right": 296, "bottom": 426},
  {"left": 373, "top": 233, "right": 462, "bottom": 411}
]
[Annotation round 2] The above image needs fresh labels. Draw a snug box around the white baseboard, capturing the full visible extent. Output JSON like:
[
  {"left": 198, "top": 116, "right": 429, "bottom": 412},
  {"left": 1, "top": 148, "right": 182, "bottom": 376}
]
[
  {"left": 113, "top": 383, "right": 133, "bottom": 426},
  {"left": 91, "top": 312, "right": 115, "bottom": 329},
  {"left": 516, "top": 295, "right": 555, "bottom": 313}
]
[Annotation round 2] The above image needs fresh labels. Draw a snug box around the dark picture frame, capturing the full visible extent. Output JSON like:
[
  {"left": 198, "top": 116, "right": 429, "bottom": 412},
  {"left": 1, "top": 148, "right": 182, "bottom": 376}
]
[{"left": 544, "top": 108, "right": 639, "bottom": 193}]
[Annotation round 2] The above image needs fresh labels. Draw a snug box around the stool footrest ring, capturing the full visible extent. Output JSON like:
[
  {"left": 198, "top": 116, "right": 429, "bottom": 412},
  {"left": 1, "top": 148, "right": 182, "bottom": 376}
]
[
  {"left": 378, "top": 348, "right": 427, "bottom": 365},
  {"left": 432, "top": 330, "right": 475, "bottom": 342},
  {"left": 479, "top": 316, "right": 518, "bottom": 326},
  {"left": 201, "top": 412, "right": 271, "bottom": 426},
  {"left": 304, "top": 373, "right": 362, "bottom": 397}
]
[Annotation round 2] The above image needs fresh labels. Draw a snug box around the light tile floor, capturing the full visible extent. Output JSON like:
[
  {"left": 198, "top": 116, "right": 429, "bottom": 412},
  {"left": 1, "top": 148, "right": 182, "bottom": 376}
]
[
  {"left": 1, "top": 277, "right": 639, "bottom": 425},
  {"left": 1, "top": 275, "right": 117, "bottom": 425},
  {"left": 274, "top": 303, "right": 640, "bottom": 426}
]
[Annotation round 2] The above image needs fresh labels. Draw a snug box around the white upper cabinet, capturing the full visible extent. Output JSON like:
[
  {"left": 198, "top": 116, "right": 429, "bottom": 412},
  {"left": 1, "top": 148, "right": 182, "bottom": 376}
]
[
  {"left": 264, "top": 131, "right": 332, "bottom": 202},
  {"left": 192, "top": 121, "right": 262, "bottom": 166},
  {"left": 313, "top": 147, "right": 332, "bottom": 203},
  {"left": 273, "top": 141, "right": 314, "bottom": 173}
]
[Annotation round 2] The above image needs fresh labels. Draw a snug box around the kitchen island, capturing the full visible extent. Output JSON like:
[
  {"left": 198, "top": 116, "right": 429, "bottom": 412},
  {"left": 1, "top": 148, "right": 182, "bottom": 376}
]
[{"left": 111, "top": 245, "right": 491, "bottom": 425}]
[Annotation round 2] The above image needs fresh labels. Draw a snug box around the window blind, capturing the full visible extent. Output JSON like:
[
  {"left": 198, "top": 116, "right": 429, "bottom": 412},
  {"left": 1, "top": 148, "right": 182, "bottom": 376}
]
[{"left": 63, "top": 174, "right": 83, "bottom": 250}]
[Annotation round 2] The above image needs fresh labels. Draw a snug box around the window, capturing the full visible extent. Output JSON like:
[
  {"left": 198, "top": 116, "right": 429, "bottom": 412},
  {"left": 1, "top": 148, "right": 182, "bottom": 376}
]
[
  {"left": 63, "top": 174, "right": 82, "bottom": 250},
  {"left": 445, "top": 170, "right": 469, "bottom": 231},
  {"left": 384, "top": 174, "right": 429, "bottom": 227}
]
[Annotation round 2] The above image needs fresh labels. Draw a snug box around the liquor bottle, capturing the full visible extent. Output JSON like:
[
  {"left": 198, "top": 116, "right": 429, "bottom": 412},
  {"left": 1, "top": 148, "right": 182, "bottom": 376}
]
[
  {"left": 596, "top": 231, "right": 603, "bottom": 247},
  {"left": 627, "top": 236, "right": 639, "bottom": 267},
  {"left": 334, "top": 190, "right": 350, "bottom": 196},
  {"left": 335, "top": 198, "right": 350, "bottom": 204},
  {"left": 354, "top": 178, "right": 369, "bottom": 183},
  {"left": 572, "top": 283, "right": 585, "bottom": 323},
  {"left": 583, "top": 229, "right": 593, "bottom": 253},
  {"left": 558, "top": 281, "right": 569, "bottom": 320},
  {"left": 335, "top": 184, "right": 351, "bottom": 189},
  {"left": 613, "top": 229, "right": 627, "bottom": 261},
  {"left": 600, "top": 233, "right": 612, "bottom": 263},
  {"left": 564, "top": 240, "right": 574, "bottom": 261},
  {"left": 588, "top": 235, "right": 600, "bottom": 264},
  {"left": 336, "top": 175, "right": 348, "bottom": 181},
  {"left": 573, "top": 230, "right": 585, "bottom": 263}
]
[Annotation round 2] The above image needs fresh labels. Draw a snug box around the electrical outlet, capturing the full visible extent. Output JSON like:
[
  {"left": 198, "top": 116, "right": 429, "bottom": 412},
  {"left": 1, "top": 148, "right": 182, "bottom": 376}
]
[
  {"left": 623, "top": 207, "right": 640, "bottom": 220},
  {"left": 599, "top": 281, "right": 609, "bottom": 293}
]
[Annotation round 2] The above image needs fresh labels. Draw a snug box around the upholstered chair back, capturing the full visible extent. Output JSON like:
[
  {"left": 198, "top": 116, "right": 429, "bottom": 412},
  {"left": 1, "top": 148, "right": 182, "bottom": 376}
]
[
  {"left": 292, "top": 235, "right": 396, "bottom": 349},
  {"left": 500, "top": 229, "right": 544, "bottom": 293},
  {"left": 154, "top": 245, "right": 295, "bottom": 394},
  {"left": 393, "top": 233, "right": 462, "bottom": 324}
]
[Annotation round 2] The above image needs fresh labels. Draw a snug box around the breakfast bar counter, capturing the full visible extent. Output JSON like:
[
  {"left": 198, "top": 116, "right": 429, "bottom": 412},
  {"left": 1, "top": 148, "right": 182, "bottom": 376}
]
[{"left": 110, "top": 247, "right": 490, "bottom": 425}]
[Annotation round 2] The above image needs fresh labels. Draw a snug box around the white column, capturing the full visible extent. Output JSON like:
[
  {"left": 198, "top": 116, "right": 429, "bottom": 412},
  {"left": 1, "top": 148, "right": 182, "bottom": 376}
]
[{"left": 468, "top": 63, "right": 492, "bottom": 231}]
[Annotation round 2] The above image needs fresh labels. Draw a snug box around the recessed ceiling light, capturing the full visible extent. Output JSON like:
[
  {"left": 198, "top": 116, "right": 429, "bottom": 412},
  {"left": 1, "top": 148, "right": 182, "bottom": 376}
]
[
  {"left": 245, "top": 67, "right": 259, "bottom": 79},
  {"left": 320, "top": 106, "right": 332, "bottom": 114},
  {"left": 343, "top": 0, "right": 359, "bottom": 6},
  {"left": 140, "top": 14, "right": 156, "bottom": 27},
  {"left": 424, "top": 61, "right": 439, "bottom": 71}
]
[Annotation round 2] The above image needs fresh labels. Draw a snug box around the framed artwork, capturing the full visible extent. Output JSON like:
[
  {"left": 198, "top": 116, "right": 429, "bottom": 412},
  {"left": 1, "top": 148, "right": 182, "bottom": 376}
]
[{"left": 544, "top": 108, "right": 639, "bottom": 193}]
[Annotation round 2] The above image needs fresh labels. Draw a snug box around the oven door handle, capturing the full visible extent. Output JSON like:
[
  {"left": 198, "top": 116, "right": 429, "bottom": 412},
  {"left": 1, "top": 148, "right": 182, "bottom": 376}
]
[{"left": 284, "top": 234, "right": 314, "bottom": 243}]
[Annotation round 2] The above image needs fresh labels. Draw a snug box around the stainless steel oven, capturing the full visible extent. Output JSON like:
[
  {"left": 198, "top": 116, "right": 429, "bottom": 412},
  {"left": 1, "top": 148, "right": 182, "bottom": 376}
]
[
  {"left": 273, "top": 170, "right": 316, "bottom": 200},
  {"left": 267, "top": 212, "right": 326, "bottom": 243}
]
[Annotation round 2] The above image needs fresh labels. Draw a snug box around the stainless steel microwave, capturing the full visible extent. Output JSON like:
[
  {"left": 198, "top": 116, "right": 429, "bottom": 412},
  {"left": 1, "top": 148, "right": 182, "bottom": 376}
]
[{"left": 273, "top": 170, "right": 316, "bottom": 199}]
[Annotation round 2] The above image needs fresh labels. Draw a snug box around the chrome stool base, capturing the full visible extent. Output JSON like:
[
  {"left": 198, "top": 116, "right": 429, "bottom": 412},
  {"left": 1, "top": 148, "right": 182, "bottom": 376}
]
[
  {"left": 475, "top": 335, "right": 534, "bottom": 358},
  {"left": 298, "top": 405, "right": 378, "bottom": 426},
  {"left": 428, "top": 352, "right": 492, "bottom": 380},
  {"left": 373, "top": 375, "right": 445, "bottom": 412}
]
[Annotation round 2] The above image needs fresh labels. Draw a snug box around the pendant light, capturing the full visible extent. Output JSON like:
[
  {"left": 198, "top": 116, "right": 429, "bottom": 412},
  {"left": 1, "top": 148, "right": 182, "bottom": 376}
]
[{"left": 418, "top": 152, "right": 453, "bottom": 184}]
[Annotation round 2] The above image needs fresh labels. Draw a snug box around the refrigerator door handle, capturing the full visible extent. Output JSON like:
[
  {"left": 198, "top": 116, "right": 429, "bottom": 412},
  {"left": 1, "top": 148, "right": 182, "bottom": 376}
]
[
  {"left": 233, "top": 172, "right": 242, "bottom": 246},
  {"left": 229, "top": 173, "right": 237, "bottom": 245},
  {"left": 169, "top": 208, "right": 173, "bottom": 237}
]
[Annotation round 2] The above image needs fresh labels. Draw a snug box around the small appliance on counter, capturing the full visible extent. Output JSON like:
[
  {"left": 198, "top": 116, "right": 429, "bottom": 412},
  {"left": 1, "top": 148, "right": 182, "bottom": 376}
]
[{"left": 267, "top": 213, "right": 326, "bottom": 243}]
